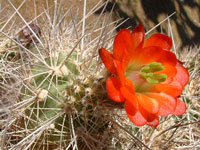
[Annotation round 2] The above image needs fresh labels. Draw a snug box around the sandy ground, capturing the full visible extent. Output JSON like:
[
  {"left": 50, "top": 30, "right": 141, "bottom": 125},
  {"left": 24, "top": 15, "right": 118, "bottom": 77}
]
[{"left": 1, "top": 0, "right": 101, "bottom": 24}]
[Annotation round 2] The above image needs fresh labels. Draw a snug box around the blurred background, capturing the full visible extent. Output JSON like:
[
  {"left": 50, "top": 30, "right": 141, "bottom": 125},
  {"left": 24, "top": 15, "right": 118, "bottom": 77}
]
[
  {"left": 96, "top": 0, "right": 200, "bottom": 49},
  {"left": 1, "top": 0, "right": 200, "bottom": 48}
]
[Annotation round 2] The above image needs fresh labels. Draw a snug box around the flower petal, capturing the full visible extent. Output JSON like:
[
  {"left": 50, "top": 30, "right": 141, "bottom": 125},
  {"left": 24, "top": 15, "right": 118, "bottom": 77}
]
[
  {"left": 175, "top": 63, "right": 189, "bottom": 88},
  {"left": 120, "top": 78, "right": 137, "bottom": 108},
  {"left": 143, "top": 33, "right": 172, "bottom": 50},
  {"left": 153, "top": 81, "right": 182, "bottom": 97},
  {"left": 125, "top": 101, "right": 147, "bottom": 126},
  {"left": 130, "top": 24, "right": 145, "bottom": 50},
  {"left": 153, "top": 62, "right": 189, "bottom": 97},
  {"left": 131, "top": 47, "right": 177, "bottom": 66},
  {"left": 173, "top": 99, "right": 186, "bottom": 115},
  {"left": 99, "top": 48, "right": 117, "bottom": 74},
  {"left": 113, "top": 29, "right": 131, "bottom": 61},
  {"left": 145, "top": 92, "right": 176, "bottom": 116},
  {"left": 137, "top": 93, "right": 159, "bottom": 114},
  {"left": 113, "top": 59, "right": 126, "bottom": 84},
  {"left": 147, "top": 114, "right": 159, "bottom": 128},
  {"left": 106, "top": 77, "right": 125, "bottom": 102},
  {"left": 155, "top": 63, "right": 177, "bottom": 84}
]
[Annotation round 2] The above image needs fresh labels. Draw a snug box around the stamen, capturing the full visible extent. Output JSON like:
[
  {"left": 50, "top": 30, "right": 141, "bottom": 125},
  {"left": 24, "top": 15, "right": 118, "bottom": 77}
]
[{"left": 140, "top": 62, "right": 167, "bottom": 84}]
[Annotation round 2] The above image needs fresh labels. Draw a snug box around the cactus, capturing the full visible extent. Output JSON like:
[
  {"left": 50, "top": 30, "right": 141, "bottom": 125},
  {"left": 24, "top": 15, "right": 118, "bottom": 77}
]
[
  {"left": 0, "top": 1, "right": 115, "bottom": 149},
  {"left": 18, "top": 51, "right": 109, "bottom": 149}
]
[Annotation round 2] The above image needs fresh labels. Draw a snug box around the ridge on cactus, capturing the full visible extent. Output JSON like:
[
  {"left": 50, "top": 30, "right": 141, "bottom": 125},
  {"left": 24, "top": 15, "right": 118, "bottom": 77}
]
[{"left": 99, "top": 24, "right": 189, "bottom": 128}]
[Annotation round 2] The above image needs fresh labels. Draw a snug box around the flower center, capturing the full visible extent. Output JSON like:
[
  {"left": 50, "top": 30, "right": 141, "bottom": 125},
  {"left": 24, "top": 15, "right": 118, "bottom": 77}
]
[{"left": 140, "top": 62, "right": 167, "bottom": 84}]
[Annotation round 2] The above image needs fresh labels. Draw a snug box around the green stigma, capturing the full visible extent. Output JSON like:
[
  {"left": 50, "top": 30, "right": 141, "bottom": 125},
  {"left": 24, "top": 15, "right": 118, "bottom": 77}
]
[{"left": 140, "top": 62, "right": 167, "bottom": 84}]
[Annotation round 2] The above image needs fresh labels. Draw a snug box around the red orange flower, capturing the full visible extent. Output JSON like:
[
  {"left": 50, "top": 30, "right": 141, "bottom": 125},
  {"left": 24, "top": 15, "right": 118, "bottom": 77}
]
[{"left": 99, "top": 24, "right": 189, "bottom": 128}]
